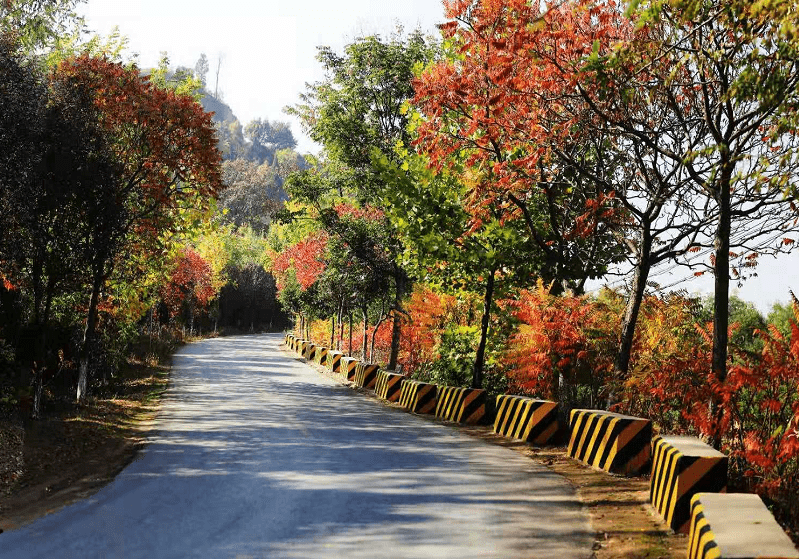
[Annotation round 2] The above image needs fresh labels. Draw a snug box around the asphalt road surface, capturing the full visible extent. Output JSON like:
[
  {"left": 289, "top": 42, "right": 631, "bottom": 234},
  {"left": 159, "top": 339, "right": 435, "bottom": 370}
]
[{"left": 0, "top": 333, "right": 593, "bottom": 558}]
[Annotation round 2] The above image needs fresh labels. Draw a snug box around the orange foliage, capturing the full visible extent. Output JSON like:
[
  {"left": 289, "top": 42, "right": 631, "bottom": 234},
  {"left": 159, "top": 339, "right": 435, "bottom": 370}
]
[
  {"left": 399, "top": 288, "right": 457, "bottom": 374},
  {"left": 334, "top": 202, "right": 385, "bottom": 222},
  {"left": 159, "top": 248, "right": 215, "bottom": 318},
  {"left": 303, "top": 317, "right": 394, "bottom": 363},
  {"left": 722, "top": 301, "right": 799, "bottom": 495},
  {"left": 272, "top": 232, "right": 328, "bottom": 291},
  {"left": 1, "top": 272, "right": 15, "bottom": 291},
  {"left": 502, "top": 281, "right": 616, "bottom": 402},
  {"left": 56, "top": 55, "right": 223, "bottom": 241},
  {"left": 413, "top": 0, "right": 634, "bottom": 225}
]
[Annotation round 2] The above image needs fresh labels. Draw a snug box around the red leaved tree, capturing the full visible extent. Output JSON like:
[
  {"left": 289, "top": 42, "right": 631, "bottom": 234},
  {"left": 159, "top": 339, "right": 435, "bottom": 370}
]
[
  {"left": 272, "top": 231, "right": 328, "bottom": 292},
  {"left": 55, "top": 55, "right": 223, "bottom": 401},
  {"left": 160, "top": 248, "right": 216, "bottom": 334},
  {"left": 503, "top": 281, "right": 616, "bottom": 406},
  {"left": 723, "top": 297, "right": 799, "bottom": 509}
]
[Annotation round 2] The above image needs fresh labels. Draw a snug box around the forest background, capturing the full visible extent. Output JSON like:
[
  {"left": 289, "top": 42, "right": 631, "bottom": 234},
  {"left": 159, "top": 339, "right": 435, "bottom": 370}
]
[{"left": 2, "top": 0, "right": 799, "bottom": 543}]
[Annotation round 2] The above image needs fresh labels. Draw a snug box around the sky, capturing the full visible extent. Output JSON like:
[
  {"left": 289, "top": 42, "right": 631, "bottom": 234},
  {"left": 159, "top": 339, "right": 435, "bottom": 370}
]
[
  {"left": 77, "top": 0, "right": 447, "bottom": 154},
  {"left": 76, "top": 0, "right": 799, "bottom": 314}
]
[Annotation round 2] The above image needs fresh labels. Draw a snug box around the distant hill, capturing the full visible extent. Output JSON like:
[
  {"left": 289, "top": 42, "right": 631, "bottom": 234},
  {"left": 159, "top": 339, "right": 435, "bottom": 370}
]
[{"left": 200, "top": 93, "right": 235, "bottom": 125}]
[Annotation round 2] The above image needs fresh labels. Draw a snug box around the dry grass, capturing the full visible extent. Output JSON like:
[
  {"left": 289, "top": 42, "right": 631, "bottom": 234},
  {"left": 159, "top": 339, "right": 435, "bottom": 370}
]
[{"left": 0, "top": 358, "right": 170, "bottom": 532}]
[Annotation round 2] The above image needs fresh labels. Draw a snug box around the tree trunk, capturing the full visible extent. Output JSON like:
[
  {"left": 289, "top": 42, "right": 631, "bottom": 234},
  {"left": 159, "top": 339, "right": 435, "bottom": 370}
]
[
  {"left": 77, "top": 271, "right": 103, "bottom": 403},
  {"left": 330, "top": 314, "right": 336, "bottom": 349},
  {"left": 348, "top": 312, "right": 353, "bottom": 356},
  {"left": 31, "top": 327, "right": 47, "bottom": 419},
  {"left": 710, "top": 170, "right": 732, "bottom": 448},
  {"left": 472, "top": 267, "right": 496, "bottom": 389},
  {"left": 361, "top": 304, "right": 368, "bottom": 361},
  {"left": 338, "top": 304, "right": 344, "bottom": 350},
  {"left": 387, "top": 270, "right": 406, "bottom": 371},
  {"left": 370, "top": 312, "right": 389, "bottom": 364},
  {"left": 615, "top": 230, "right": 653, "bottom": 378},
  {"left": 188, "top": 300, "right": 195, "bottom": 337}
]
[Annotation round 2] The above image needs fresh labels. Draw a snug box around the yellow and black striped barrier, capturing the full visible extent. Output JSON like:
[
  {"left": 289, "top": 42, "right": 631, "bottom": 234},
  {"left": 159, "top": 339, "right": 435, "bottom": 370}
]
[
  {"left": 354, "top": 362, "right": 379, "bottom": 389},
  {"left": 296, "top": 340, "right": 307, "bottom": 355},
  {"left": 285, "top": 334, "right": 291, "bottom": 346},
  {"left": 435, "top": 386, "right": 486, "bottom": 425},
  {"left": 302, "top": 342, "right": 316, "bottom": 361},
  {"left": 375, "top": 371, "right": 404, "bottom": 402},
  {"left": 493, "top": 395, "right": 558, "bottom": 445},
  {"left": 567, "top": 409, "right": 651, "bottom": 476},
  {"left": 687, "top": 493, "right": 799, "bottom": 559},
  {"left": 315, "top": 346, "right": 328, "bottom": 366},
  {"left": 650, "top": 435, "right": 727, "bottom": 533},
  {"left": 340, "top": 356, "right": 359, "bottom": 381},
  {"left": 398, "top": 380, "right": 437, "bottom": 414},
  {"left": 327, "top": 351, "right": 343, "bottom": 373}
]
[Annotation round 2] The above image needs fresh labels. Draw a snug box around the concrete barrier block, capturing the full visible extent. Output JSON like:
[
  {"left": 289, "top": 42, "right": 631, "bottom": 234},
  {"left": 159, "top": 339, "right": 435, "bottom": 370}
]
[
  {"left": 399, "top": 380, "right": 437, "bottom": 414},
  {"left": 315, "top": 346, "right": 328, "bottom": 366},
  {"left": 493, "top": 395, "right": 558, "bottom": 445},
  {"left": 302, "top": 343, "right": 316, "bottom": 361},
  {"left": 327, "top": 351, "right": 343, "bottom": 373},
  {"left": 354, "top": 362, "right": 379, "bottom": 389},
  {"left": 375, "top": 371, "right": 404, "bottom": 402},
  {"left": 688, "top": 493, "right": 799, "bottom": 559},
  {"left": 435, "top": 386, "right": 486, "bottom": 425},
  {"left": 567, "top": 409, "right": 651, "bottom": 476},
  {"left": 296, "top": 340, "right": 307, "bottom": 355},
  {"left": 340, "top": 357, "right": 359, "bottom": 381},
  {"left": 650, "top": 435, "right": 727, "bottom": 533}
]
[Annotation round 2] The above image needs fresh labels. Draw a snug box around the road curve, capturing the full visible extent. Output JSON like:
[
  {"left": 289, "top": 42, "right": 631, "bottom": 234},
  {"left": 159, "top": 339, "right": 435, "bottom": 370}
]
[{"left": 0, "top": 334, "right": 593, "bottom": 558}]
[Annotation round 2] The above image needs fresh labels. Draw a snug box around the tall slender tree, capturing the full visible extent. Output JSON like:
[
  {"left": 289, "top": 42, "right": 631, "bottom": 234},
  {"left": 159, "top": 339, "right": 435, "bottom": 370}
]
[{"left": 287, "top": 28, "right": 438, "bottom": 370}]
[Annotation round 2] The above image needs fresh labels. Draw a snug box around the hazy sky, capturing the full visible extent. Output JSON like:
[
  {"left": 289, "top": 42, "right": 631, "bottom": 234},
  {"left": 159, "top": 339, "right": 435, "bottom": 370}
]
[
  {"left": 77, "top": 0, "right": 446, "bottom": 154},
  {"left": 76, "top": 0, "right": 799, "bottom": 313}
]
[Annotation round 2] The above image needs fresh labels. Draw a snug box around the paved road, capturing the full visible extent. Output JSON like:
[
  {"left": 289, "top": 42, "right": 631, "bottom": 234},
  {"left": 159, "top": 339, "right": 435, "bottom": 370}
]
[{"left": 0, "top": 334, "right": 593, "bottom": 558}]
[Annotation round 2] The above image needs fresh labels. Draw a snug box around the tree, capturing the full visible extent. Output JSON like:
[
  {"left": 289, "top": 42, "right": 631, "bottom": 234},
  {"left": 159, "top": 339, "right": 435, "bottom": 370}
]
[
  {"left": 287, "top": 28, "right": 438, "bottom": 370},
  {"left": 639, "top": 0, "right": 795, "bottom": 419},
  {"left": 159, "top": 248, "right": 215, "bottom": 334},
  {"left": 56, "top": 55, "right": 222, "bottom": 401},
  {"left": 412, "top": 2, "right": 626, "bottom": 299},
  {"left": 1, "top": 33, "right": 132, "bottom": 416},
  {"left": 412, "top": 0, "right": 639, "bottom": 386},
  {"left": 1, "top": 0, "right": 84, "bottom": 52},
  {"left": 244, "top": 119, "right": 297, "bottom": 165},
  {"left": 377, "top": 149, "right": 539, "bottom": 387},
  {"left": 218, "top": 262, "right": 281, "bottom": 331},
  {"left": 697, "top": 295, "right": 766, "bottom": 357},
  {"left": 767, "top": 299, "right": 797, "bottom": 340},
  {"left": 194, "top": 53, "right": 209, "bottom": 88},
  {"left": 574, "top": 0, "right": 799, "bottom": 413},
  {"left": 218, "top": 158, "right": 285, "bottom": 234},
  {"left": 416, "top": 0, "right": 799, "bottom": 400}
]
